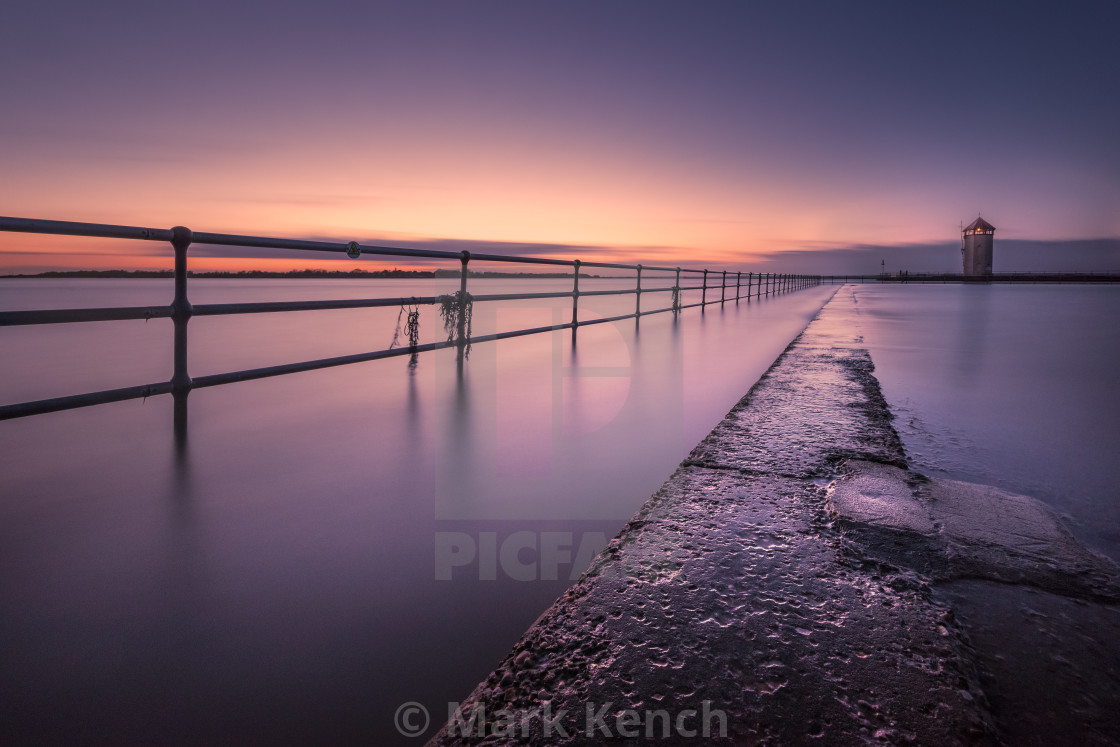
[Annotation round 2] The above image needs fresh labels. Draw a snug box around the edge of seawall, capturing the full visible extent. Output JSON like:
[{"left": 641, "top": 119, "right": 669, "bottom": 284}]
[{"left": 428, "top": 285, "right": 1119, "bottom": 746}]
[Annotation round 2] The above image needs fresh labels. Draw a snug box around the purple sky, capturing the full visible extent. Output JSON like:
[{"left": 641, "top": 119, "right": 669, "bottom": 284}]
[{"left": 2, "top": 0, "right": 1117, "bottom": 272}]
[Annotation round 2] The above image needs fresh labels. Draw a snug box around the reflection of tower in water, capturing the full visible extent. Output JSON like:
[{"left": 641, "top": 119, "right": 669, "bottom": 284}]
[{"left": 961, "top": 216, "right": 995, "bottom": 276}]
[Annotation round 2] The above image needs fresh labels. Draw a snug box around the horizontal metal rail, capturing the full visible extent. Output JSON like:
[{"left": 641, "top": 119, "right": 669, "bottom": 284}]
[
  {"left": 0, "top": 215, "right": 822, "bottom": 420},
  {"left": 0, "top": 382, "right": 174, "bottom": 419},
  {"left": 0, "top": 285, "right": 721, "bottom": 325},
  {"left": 0, "top": 216, "right": 174, "bottom": 243},
  {"left": 0, "top": 305, "right": 174, "bottom": 325},
  {"left": 0, "top": 299, "right": 705, "bottom": 419},
  {"left": 2, "top": 217, "right": 709, "bottom": 274}
]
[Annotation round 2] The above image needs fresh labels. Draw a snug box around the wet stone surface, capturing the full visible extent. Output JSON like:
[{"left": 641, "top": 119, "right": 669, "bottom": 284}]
[
  {"left": 429, "top": 294, "right": 1000, "bottom": 746},
  {"left": 685, "top": 328, "right": 907, "bottom": 479},
  {"left": 829, "top": 462, "right": 1120, "bottom": 746},
  {"left": 936, "top": 580, "right": 1120, "bottom": 747},
  {"left": 829, "top": 461, "right": 1120, "bottom": 602}
]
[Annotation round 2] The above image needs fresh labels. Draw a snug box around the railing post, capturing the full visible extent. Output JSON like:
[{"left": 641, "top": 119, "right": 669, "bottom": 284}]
[
  {"left": 170, "top": 226, "right": 192, "bottom": 445},
  {"left": 721, "top": 270, "right": 727, "bottom": 305},
  {"left": 458, "top": 250, "right": 470, "bottom": 357},
  {"left": 736, "top": 271, "right": 741, "bottom": 303},
  {"left": 635, "top": 264, "right": 642, "bottom": 320},
  {"left": 170, "top": 226, "right": 193, "bottom": 396},
  {"left": 571, "top": 259, "right": 580, "bottom": 343},
  {"left": 674, "top": 267, "right": 681, "bottom": 317},
  {"left": 701, "top": 269, "right": 708, "bottom": 310}
]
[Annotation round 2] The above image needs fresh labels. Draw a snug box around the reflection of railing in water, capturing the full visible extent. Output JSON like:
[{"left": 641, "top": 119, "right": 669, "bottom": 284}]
[{"left": 0, "top": 216, "right": 821, "bottom": 421}]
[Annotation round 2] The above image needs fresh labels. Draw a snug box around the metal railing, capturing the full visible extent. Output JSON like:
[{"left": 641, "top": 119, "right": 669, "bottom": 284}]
[{"left": 0, "top": 216, "right": 821, "bottom": 421}]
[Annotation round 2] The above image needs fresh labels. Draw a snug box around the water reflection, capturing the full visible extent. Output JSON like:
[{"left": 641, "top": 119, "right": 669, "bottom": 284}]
[
  {"left": 953, "top": 285, "right": 992, "bottom": 380},
  {"left": 0, "top": 278, "right": 834, "bottom": 744},
  {"left": 171, "top": 391, "right": 192, "bottom": 517},
  {"left": 855, "top": 284, "right": 1120, "bottom": 562}
]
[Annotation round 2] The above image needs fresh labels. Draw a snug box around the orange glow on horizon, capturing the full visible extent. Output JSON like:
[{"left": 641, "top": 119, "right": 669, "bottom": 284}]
[
  {"left": 0, "top": 215, "right": 782, "bottom": 274},
  {"left": 1, "top": 116, "right": 1024, "bottom": 274}
]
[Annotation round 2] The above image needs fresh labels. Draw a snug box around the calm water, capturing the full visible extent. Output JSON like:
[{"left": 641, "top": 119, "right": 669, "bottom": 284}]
[
  {"left": 0, "top": 277, "right": 834, "bottom": 744},
  {"left": 841, "top": 284, "right": 1120, "bottom": 562}
]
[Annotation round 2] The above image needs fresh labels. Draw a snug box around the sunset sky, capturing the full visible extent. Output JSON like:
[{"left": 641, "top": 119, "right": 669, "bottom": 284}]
[{"left": 2, "top": 0, "right": 1117, "bottom": 273}]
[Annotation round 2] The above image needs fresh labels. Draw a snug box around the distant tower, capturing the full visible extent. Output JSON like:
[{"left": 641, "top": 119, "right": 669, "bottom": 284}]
[{"left": 961, "top": 216, "right": 995, "bottom": 276}]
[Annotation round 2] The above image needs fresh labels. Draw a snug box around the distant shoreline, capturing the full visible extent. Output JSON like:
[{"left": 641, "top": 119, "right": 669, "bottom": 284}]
[{"left": 1, "top": 269, "right": 603, "bottom": 280}]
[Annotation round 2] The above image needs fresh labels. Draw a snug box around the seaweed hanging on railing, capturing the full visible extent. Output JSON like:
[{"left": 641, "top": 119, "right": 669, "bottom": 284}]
[
  {"left": 438, "top": 291, "right": 473, "bottom": 358},
  {"left": 389, "top": 299, "right": 422, "bottom": 370}
]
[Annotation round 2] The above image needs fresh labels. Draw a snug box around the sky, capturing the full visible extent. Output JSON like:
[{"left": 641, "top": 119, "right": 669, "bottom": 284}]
[{"left": 1, "top": 0, "right": 1118, "bottom": 274}]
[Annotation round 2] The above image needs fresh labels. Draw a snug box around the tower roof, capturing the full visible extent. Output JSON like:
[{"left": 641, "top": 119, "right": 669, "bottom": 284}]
[{"left": 964, "top": 216, "right": 995, "bottom": 232}]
